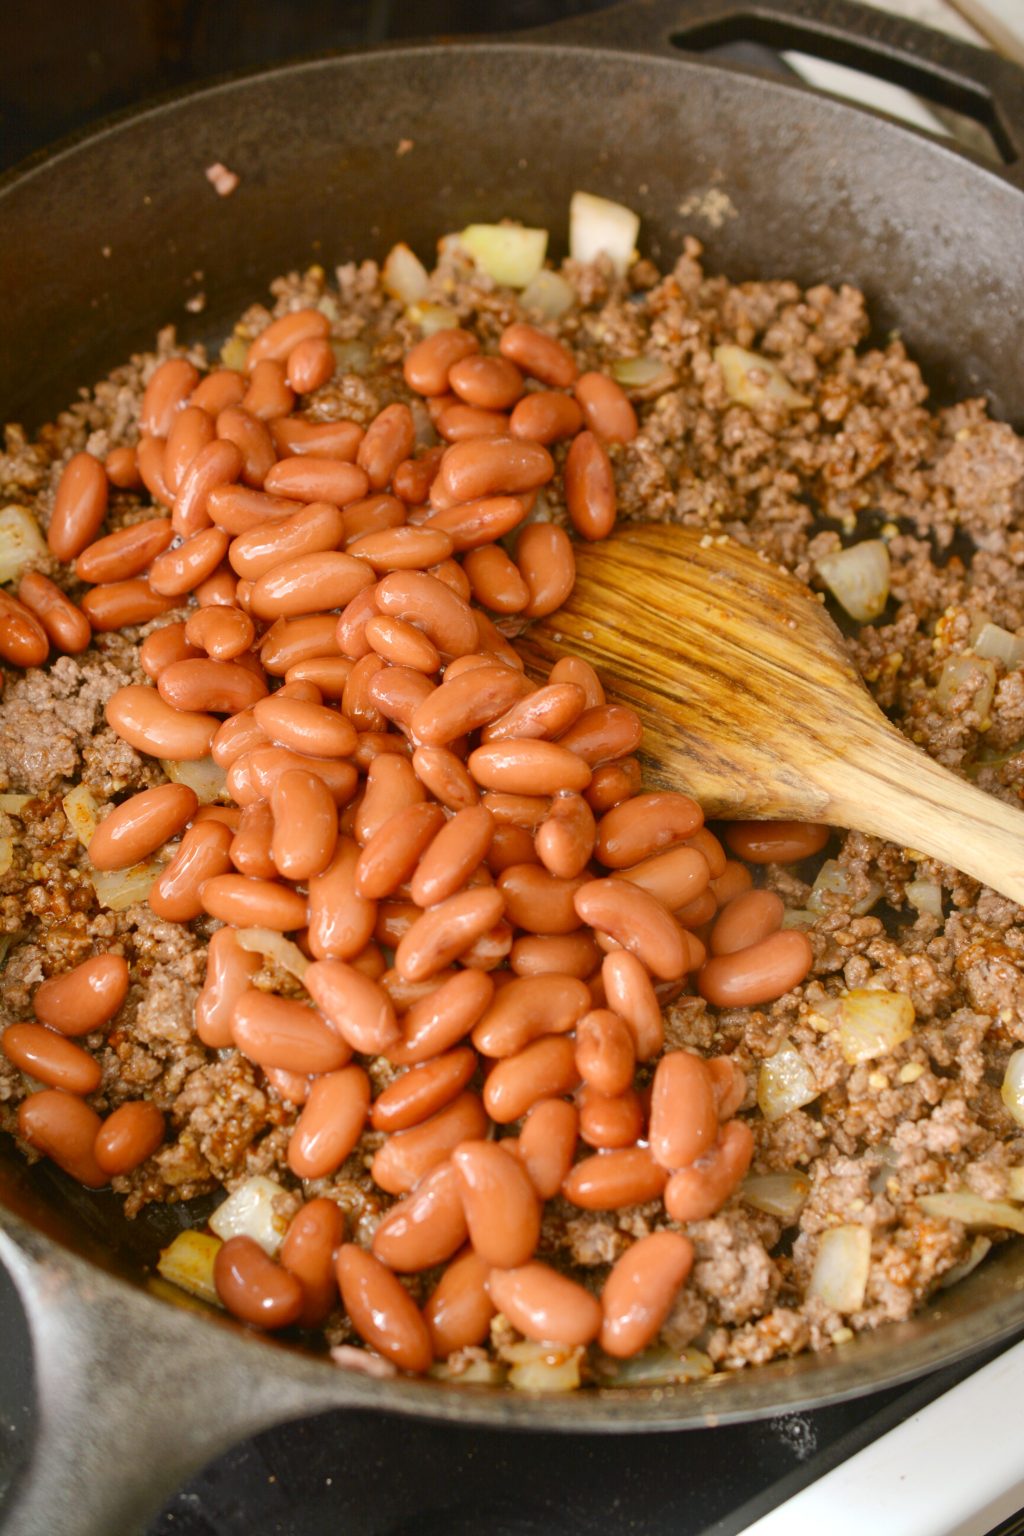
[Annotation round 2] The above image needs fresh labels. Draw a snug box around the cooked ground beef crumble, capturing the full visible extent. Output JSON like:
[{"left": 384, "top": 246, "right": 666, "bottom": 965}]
[{"left": 3, "top": 232, "right": 1024, "bottom": 1379}]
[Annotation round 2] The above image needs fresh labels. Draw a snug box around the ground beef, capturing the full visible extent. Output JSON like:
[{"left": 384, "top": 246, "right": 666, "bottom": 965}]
[{"left": 4, "top": 230, "right": 1024, "bottom": 1385}]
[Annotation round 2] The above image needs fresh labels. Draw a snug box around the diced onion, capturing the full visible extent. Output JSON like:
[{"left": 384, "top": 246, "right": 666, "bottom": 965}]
[
  {"left": 330, "top": 339, "right": 372, "bottom": 374},
  {"left": 0, "top": 794, "right": 31, "bottom": 814},
  {"left": 520, "top": 269, "right": 576, "bottom": 320},
  {"left": 234, "top": 926, "right": 309, "bottom": 981},
  {"left": 429, "top": 1359, "right": 507, "bottom": 1385},
  {"left": 406, "top": 302, "right": 459, "bottom": 336},
  {"left": 90, "top": 858, "right": 165, "bottom": 911},
  {"left": 160, "top": 756, "right": 228, "bottom": 804},
  {"left": 906, "top": 879, "right": 943, "bottom": 918},
  {"left": 0, "top": 504, "right": 47, "bottom": 584},
  {"left": 610, "top": 354, "right": 678, "bottom": 395},
  {"left": 807, "top": 858, "right": 882, "bottom": 917},
  {"left": 502, "top": 1339, "right": 584, "bottom": 1392},
  {"left": 714, "top": 344, "right": 810, "bottom": 412},
  {"left": 381, "top": 241, "right": 430, "bottom": 305},
  {"left": 757, "top": 1038, "right": 819, "bottom": 1122},
  {"left": 1006, "top": 1167, "right": 1024, "bottom": 1201},
  {"left": 219, "top": 336, "right": 248, "bottom": 371},
  {"left": 741, "top": 1172, "right": 811, "bottom": 1222},
  {"left": 569, "top": 191, "right": 640, "bottom": 276},
  {"left": 939, "top": 1235, "right": 992, "bottom": 1289},
  {"left": 156, "top": 1230, "right": 223, "bottom": 1306},
  {"left": 209, "top": 1174, "right": 291, "bottom": 1256},
  {"left": 459, "top": 224, "right": 548, "bottom": 289},
  {"left": 0, "top": 837, "right": 12, "bottom": 878},
  {"left": 808, "top": 1224, "right": 871, "bottom": 1313},
  {"left": 918, "top": 1190, "right": 1024, "bottom": 1235},
  {"left": 593, "top": 1345, "right": 714, "bottom": 1386},
  {"left": 836, "top": 988, "right": 914, "bottom": 1065},
  {"left": 1001, "top": 1048, "right": 1024, "bottom": 1128},
  {"left": 973, "top": 622, "right": 1024, "bottom": 669},
  {"left": 62, "top": 783, "right": 100, "bottom": 848},
  {"left": 936, "top": 654, "right": 996, "bottom": 721},
  {"left": 781, "top": 909, "right": 816, "bottom": 929},
  {"left": 815, "top": 540, "right": 891, "bottom": 624}
]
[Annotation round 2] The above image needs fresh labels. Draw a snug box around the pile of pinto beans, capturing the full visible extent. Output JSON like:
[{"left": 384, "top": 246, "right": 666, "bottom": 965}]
[{"left": 5, "top": 307, "right": 820, "bottom": 1373}]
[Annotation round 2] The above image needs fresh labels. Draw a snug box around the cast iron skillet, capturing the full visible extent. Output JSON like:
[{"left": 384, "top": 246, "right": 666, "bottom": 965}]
[{"left": 3, "top": 3, "right": 1024, "bottom": 1531}]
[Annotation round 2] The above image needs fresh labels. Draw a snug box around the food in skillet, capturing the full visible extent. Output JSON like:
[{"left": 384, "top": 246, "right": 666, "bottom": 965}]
[{"left": 2, "top": 193, "right": 1024, "bottom": 1388}]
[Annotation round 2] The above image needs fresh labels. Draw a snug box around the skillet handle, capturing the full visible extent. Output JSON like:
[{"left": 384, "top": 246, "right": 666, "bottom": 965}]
[
  {"left": 531, "top": 0, "right": 1024, "bottom": 188},
  {"left": 0, "top": 1214, "right": 346, "bottom": 1536}
]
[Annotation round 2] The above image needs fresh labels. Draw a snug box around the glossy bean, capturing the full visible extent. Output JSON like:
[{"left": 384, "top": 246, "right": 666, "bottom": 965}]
[
  {"left": 576, "top": 878, "right": 690, "bottom": 981},
  {"left": 392, "top": 447, "right": 444, "bottom": 504},
  {"left": 562, "top": 1146, "right": 667, "bottom": 1210},
  {"left": 436, "top": 403, "right": 509, "bottom": 442},
  {"left": 403, "top": 328, "right": 479, "bottom": 396},
  {"left": 710, "top": 860, "right": 754, "bottom": 907},
  {"left": 369, "top": 1092, "right": 488, "bottom": 1195},
  {"left": 649, "top": 1051, "right": 719, "bottom": 1172},
  {"left": 372, "top": 1048, "right": 477, "bottom": 1134},
  {"left": 17, "top": 572, "right": 90, "bottom": 654},
  {"left": 280, "top": 1197, "right": 345, "bottom": 1327},
  {"left": 164, "top": 405, "right": 215, "bottom": 493},
  {"left": 375, "top": 570, "right": 478, "bottom": 657},
  {"left": 285, "top": 655, "right": 354, "bottom": 699},
  {"left": 336, "top": 588, "right": 380, "bottom": 664},
  {"left": 263, "top": 457, "right": 369, "bottom": 508},
  {"left": 584, "top": 758, "right": 642, "bottom": 814},
  {"left": 80, "top": 580, "right": 176, "bottom": 633},
  {"left": 722, "top": 820, "right": 831, "bottom": 864},
  {"left": 596, "top": 793, "right": 705, "bottom": 868},
  {"left": 206, "top": 482, "right": 295, "bottom": 536},
  {"left": 425, "top": 493, "right": 531, "bottom": 552},
  {"left": 424, "top": 1247, "right": 495, "bottom": 1357},
  {"left": 201, "top": 874, "right": 308, "bottom": 931},
  {"left": 287, "top": 1065, "right": 371, "bottom": 1179},
  {"left": 710, "top": 889, "right": 785, "bottom": 956},
  {"left": 600, "top": 951, "right": 664, "bottom": 1061},
  {"left": 229, "top": 799, "right": 277, "bottom": 878},
  {"left": 388, "top": 969, "right": 494, "bottom": 1067},
  {"left": 483, "top": 1035, "right": 579, "bottom": 1124},
  {"left": 498, "top": 864, "right": 583, "bottom": 935},
  {"left": 271, "top": 417, "right": 363, "bottom": 460},
  {"left": 535, "top": 792, "right": 595, "bottom": 880},
  {"left": 574, "top": 1009, "right": 636, "bottom": 1098},
  {"left": 75, "top": 517, "right": 174, "bottom": 584},
  {"left": 251, "top": 550, "right": 374, "bottom": 622},
  {"left": 137, "top": 434, "right": 174, "bottom": 506},
  {"left": 577, "top": 1084, "right": 644, "bottom": 1149},
  {"left": 663, "top": 1119, "right": 755, "bottom": 1222},
  {"left": 215, "top": 405, "right": 277, "bottom": 488},
  {"left": 307, "top": 838, "right": 377, "bottom": 961},
  {"left": 174, "top": 440, "right": 245, "bottom": 539},
  {"left": 393, "top": 887, "right": 505, "bottom": 982},
  {"left": 17, "top": 1090, "right": 106, "bottom": 1187},
  {"left": 619, "top": 844, "right": 710, "bottom": 912},
  {"left": 195, "top": 927, "right": 260, "bottom": 1048},
  {"left": 247, "top": 309, "right": 330, "bottom": 371},
  {"left": 336, "top": 1244, "right": 433, "bottom": 1372},
  {"left": 509, "top": 390, "right": 583, "bottom": 443},
  {"left": 372, "top": 1161, "right": 468, "bottom": 1273},
  {"left": 157, "top": 657, "right": 266, "bottom": 714},
  {"left": 355, "top": 752, "right": 425, "bottom": 842},
  {"left": 508, "top": 932, "right": 600, "bottom": 979},
  {"left": 516, "top": 1100, "right": 579, "bottom": 1199},
  {"left": 354, "top": 802, "right": 445, "bottom": 901},
  {"left": 472, "top": 973, "right": 590, "bottom": 1059},
  {"left": 488, "top": 1263, "right": 600, "bottom": 1346},
  {"left": 303, "top": 958, "right": 400, "bottom": 1055},
  {"left": 698, "top": 929, "right": 814, "bottom": 1007},
  {"left": 707, "top": 1057, "right": 747, "bottom": 1120},
  {"left": 357, "top": 402, "right": 416, "bottom": 491},
  {"left": 350, "top": 526, "right": 454, "bottom": 573},
  {"left": 88, "top": 783, "right": 197, "bottom": 871},
  {"left": 685, "top": 827, "right": 727, "bottom": 880},
  {"left": 564, "top": 430, "right": 616, "bottom": 541},
  {"left": 558, "top": 705, "right": 642, "bottom": 769},
  {"left": 242, "top": 359, "right": 295, "bottom": 420},
  {"left": 232, "top": 990, "right": 350, "bottom": 1074},
  {"left": 104, "top": 445, "right": 142, "bottom": 489},
  {"left": 364, "top": 614, "right": 441, "bottom": 674},
  {"left": 184, "top": 604, "right": 255, "bottom": 661},
  {"left": 407, "top": 805, "right": 493, "bottom": 909},
  {"left": 104, "top": 685, "right": 214, "bottom": 760},
  {"left": 150, "top": 818, "right": 234, "bottom": 921},
  {"left": 142, "top": 357, "right": 200, "bottom": 437},
  {"left": 190, "top": 368, "right": 247, "bottom": 416},
  {"left": 481, "top": 684, "right": 586, "bottom": 748},
  {"left": 413, "top": 665, "right": 526, "bottom": 748},
  {"left": 447, "top": 354, "right": 523, "bottom": 411},
  {"left": 2, "top": 1023, "right": 101, "bottom": 1095},
  {"left": 432, "top": 436, "right": 552, "bottom": 507},
  {"left": 368, "top": 663, "right": 435, "bottom": 732},
  {"left": 261, "top": 614, "right": 343, "bottom": 675},
  {"left": 461, "top": 545, "right": 529, "bottom": 614},
  {"left": 253, "top": 695, "right": 356, "bottom": 759},
  {"left": 452, "top": 1140, "right": 540, "bottom": 1269},
  {"left": 33, "top": 954, "right": 128, "bottom": 1038},
  {"left": 600, "top": 1231, "right": 693, "bottom": 1358},
  {"left": 516, "top": 522, "right": 576, "bottom": 618},
  {"left": 214, "top": 1235, "right": 304, "bottom": 1330},
  {"left": 342, "top": 493, "right": 407, "bottom": 546},
  {"left": 573, "top": 371, "right": 638, "bottom": 444},
  {"left": 410, "top": 745, "right": 478, "bottom": 811},
  {"left": 271, "top": 769, "right": 338, "bottom": 881},
  {"left": 468, "top": 740, "right": 590, "bottom": 796},
  {"left": 499, "top": 324, "right": 577, "bottom": 388},
  {"left": 93, "top": 1100, "right": 166, "bottom": 1175},
  {"left": 286, "top": 336, "right": 336, "bottom": 394}
]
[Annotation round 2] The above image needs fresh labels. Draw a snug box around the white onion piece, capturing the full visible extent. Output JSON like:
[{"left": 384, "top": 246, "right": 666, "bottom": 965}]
[
  {"left": 0, "top": 793, "right": 31, "bottom": 814},
  {"left": 429, "top": 1359, "right": 506, "bottom": 1385},
  {"left": 156, "top": 1230, "right": 222, "bottom": 1307},
  {"left": 569, "top": 190, "right": 639, "bottom": 275},
  {"left": 1001, "top": 1048, "right": 1024, "bottom": 1128},
  {"left": 807, "top": 858, "right": 882, "bottom": 917},
  {"left": 0, "top": 836, "right": 12, "bottom": 879},
  {"left": 714, "top": 344, "right": 809, "bottom": 412},
  {"left": 757, "top": 1038, "right": 819, "bottom": 1122},
  {"left": 459, "top": 224, "right": 548, "bottom": 289},
  {"left": 782, "top": 908, "right": 816, "bottom": 929},
  {"left": 520, "top": 269, "right": 576, "bottom": 320},
  {"left": 406, "top": 302, "right": 459, "bottom": 336},
  {"left": 836, "top": 988, "right": 914, "bottom": 1065},
  {"left": 918, "top": 1190, "right": 1024, "bottom": 1235},
  {"left": 503, "top": 1339, "right": 584, "bottom": 1392},
  {"left": 594, "top": 1345, "right": 713, "bottom": 1386},
  {"left": 382, "top": 241, "right": 430, "bottom": 305},
  {"left": 160, "top": 756, "right": 228, "bottom": 805},
  {"left": 936, "top": 654, "right": 996, "bottom": 720},
  {"left": 906, "top": 879, "right": 943, "bottom": 918},
  {"left": 209, "top": 1175, "right": 291, "bottom": 1256},
  {"left": 62, "top": 783, "right": 100, "bottom": 848},
  {"left": 808, "top": 1224, "right": 871, "bottom": 1313},
  {"left": 0, "top": 504, "right": 46, "bottom": 585},
  {"left": 90, "top": 858, "right": 164, "bottom": 911},
  {"left": 741, "top": 1172, "right": 811, "bottom": 1222},
  {"left": 610, "top": 354, "right": 678, "bottom": 394},
  {"left": 973, "top": 621, "right": 1024, "bottom": 669},
  {"left": 939, "top": 1235, "right": 992, "bottom": 1289},
  {"left": 220, "top": 336, "right": 247, "bottom": 371},
  {"left": 815, "top": 540, "right": 890, "bottom": 623},
  {"left": 1007, "top": 1168, "right": 1024, "bottom": 1201},
  {"left": 234, "top": 926, "right": 310, "bottom": 982}
]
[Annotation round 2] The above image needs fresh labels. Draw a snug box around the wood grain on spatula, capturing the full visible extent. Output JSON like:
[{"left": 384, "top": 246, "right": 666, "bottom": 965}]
[{"left": 520, "top": 523, "right": 1024, "bottom": 906}]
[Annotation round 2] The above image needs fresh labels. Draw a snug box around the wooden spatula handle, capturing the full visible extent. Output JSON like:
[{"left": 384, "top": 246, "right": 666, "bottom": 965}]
[{"left": 817, "top": 723, "right": 1024, "bottom": 906}]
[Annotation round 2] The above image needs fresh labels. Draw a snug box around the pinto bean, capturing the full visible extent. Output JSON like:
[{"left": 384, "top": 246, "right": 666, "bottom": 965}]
[
  {"left": 516, "top": 1099, "right": 579, "bottom": 1199},
  {"left": 516, "top": 522, "right": 576, "bottom": 618},
  {"left": 372, "top": 1161, "right": 469, "bottom": 1273},
  {"left": 499, "top": 324, "right": 577, "bottom": 388},
  {"left": 214, "top": 1236, "right": 303, "bottom": 1331},
  {"left": 452, "top": 1140, "right": 540, "bottom": 1269},
  {"left": 472, "top": 973, "right": 590, "bottom": 1059},
  {"left": 336, "top": 1245, "right": 433, "bottom": 1373},
  {"left": 663, "top": 1119, "right": 755, "bottom": 1222},
  {"left": 287, "top": 1066, "right": 371, "bottom": 1179},
  {"left": 18, "top": 572, "right": 91, "bottom": 654},
  {"left": 698, "top": 930, "right": 814, "bottom": 1007},
  {"left": 280, "top": 1197, "right": 345, "bottom": 1327},
  {"left": 303, "top": 958, "right": 400, "bottom": 1056},
  {"left": 17, "top": 1090, "right": 106, "bottom": 1187},
  {"left": 562, "top": 1146, "right": 667, "bottom": 1210},
  {"left": 93, "top": 1100, "right": 166, "bottom": 1176},
  {"left": 722, "top": 820, "right": 831, "bottom": 864},
  {"left": 488, "top": 1263, "right": 601, "bottom": 1347},
  {"left": 150, "top": 819, "right": 234, "bottom": 921},
  {"left": 369, "top": 1092, "right": 488, "bottom": 1196},
  {"left": 483, "top": 1035, "right": 579, "bottom": 1124},
  {"left": 88, "top": 783, "right": 197, "bottom": 871},
  {"left": 600, "top": 1232, "right": 693, "bottom": 1358}
]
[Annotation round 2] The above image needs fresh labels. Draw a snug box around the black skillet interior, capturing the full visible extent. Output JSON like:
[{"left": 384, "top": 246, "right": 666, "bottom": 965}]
[{"left": 3, "top": 0, "right": 1024, "bottom": 1429}]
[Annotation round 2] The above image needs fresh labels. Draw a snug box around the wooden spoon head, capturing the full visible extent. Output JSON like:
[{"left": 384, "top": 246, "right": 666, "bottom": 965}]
[{"left": 521, "top": 523, "right": 871, "bottom": 820}]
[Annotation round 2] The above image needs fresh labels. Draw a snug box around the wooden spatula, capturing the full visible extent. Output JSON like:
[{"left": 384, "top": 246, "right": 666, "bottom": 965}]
[{"left": 521, "top": 523, "right": 1024, "bottom": 906}]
